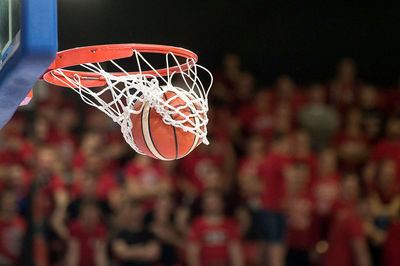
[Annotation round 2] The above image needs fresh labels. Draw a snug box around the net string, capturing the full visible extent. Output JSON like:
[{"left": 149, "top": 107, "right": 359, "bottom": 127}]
[{"left": 50, "top": 50, "right": 212, "bottom": 154}]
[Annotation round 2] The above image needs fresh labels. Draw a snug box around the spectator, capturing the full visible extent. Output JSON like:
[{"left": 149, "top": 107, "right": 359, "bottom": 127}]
[
  {"left": 370, "top": 116, "right": 400, "bottom": 163},
  {"left": 328, "top": 58, "right": 360, "bottom": 113},
  {"left": 124, "top": 155, "right": 171, "bottom": 209},
  {"left": 111, "top": 199, "right": 160, "bottom": 266},
  {"left": 147, "top": 195, "right": 183, "bottom": 266},
  {"left": 66, "top": 201, "right": 108, "bottom": 266},
  {"left": 237, "top": 135, "right": 264, "bottom": 206},
  {"left": 382, "top": 214, "right": 400, "bottom": 266},
  {"left": 238, "top": 89, "right": 274, "bottom": 142},
  {"left": 0, "top": 190, "right": 25, "bottom": 266},
  {"left": 286, "top": 162, "right": 317, "bottom": 266},
  {"left": 334, "top": 108, "right": 369, "bottom": 172},
  {"left": 257, "top": 133, "right": 291, "bottom": 266},
  {"left": 369, "top": 159, "right": 400, "bottom": 230},
  {"left": 313, "top": 148, "right": 340, "bottom": 216},
  {"left": 292, "top": 129, "right": 318, "bottom": 181},
  {"left": 187, "top": 189, "right": 244, "bottom": 266},
  {"left": 359, "top": 85, "right": 384, "bottom": 143},
  {"left": 298, "top": 84, "right": 340, "bottom": 151},
  {"left": 212, "top": 54, "right": 241, "bottom": 106},
  {"left": 323, "top": 174, "right": 371, "bottom": 266},
  {"left": 273, "top": 75, "right": 305, "bottom": 113}
]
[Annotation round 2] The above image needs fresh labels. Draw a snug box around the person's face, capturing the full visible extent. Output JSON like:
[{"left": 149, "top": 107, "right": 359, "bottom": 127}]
[
  {"left": 154, "top": 196, "right": 174, "bottom": 222},
  {"left": 378, "top": 160, "right": 397, "bottom": 188},
  {"left": 86, "top": 153, "right": 104, "bottom": 172},
  {"left": 255, "top": 90, "right": 270, "bottom": 110},
  {"left": 338, "top": 59, "right": 356, "bottom": 80},
  {"left": 127, "top": 203, "right": 145, "bottom": 223},
  {"left": 204, "top": 168, "right": 223, "bottom": 190},
  {"left": 34, "top": 117, "right": 50, "bottom": 140},
  {"left": 203, "top": 192, "right": 224, "bottom": 215},
  {"left": 58, "top": 108, "right": 78, "bottom": 130},
  {"left": 341, "top": 175, "right": 359, "bottom": 202},
  {"left": 309, "top": 86, "right": 326, "bottom": 103},
  {"left": 319, "top": 149, "right": 337, "bottom": 174},
  {"left": 364, "top": 117, "right": 381, "bottom": 140},
  {"left": 223, "top": 54, "right": 240, "bottom": 71},
  {"left": 82, "top": 177, "right": 97, "bottom": 197},
  {"left": 346, "top": 109, "right": 362, "bottom": 126},
  {"left": 36, "top": 148, "right": 56, "bottom": 172},
  {"left": 247, "top": 136, "right": 265, "bottom": 156},
  {"left": 238, "top": 73, "right": 255, "bottom": 95},
  {"left": 276, "top": 76, "right": 295, "bottom": 97},
  {"left": 288, "top": 164, "right": 309, "bottom": 193},
  {"left": 7, "top": 165, "right": 24, "bottom": 189},
  {"left": 386, "top": 120, "right": 400, "bottom": 139},
  {"left": 295, "top": 131, "right": 310, "bottom": 151},
  {"left": 82, "top": 133, "right": 102, "bottom": 153},
  {"left": 360, "top": 86, "right": 377, "bottom": 108},
  {"left": 80, "top": 205, "right": 100, "bottom": 227},
  {"left": 0, "top": 192, "right": 17, "bottom": 215}
]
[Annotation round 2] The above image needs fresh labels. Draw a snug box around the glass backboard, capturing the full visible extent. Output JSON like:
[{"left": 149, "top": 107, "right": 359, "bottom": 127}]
[
  {"left": 0, "top": 0, "right": 20, "bottom": 63},
  {"left": 0, "top": 0, "right": 58, "bottom": 129}
]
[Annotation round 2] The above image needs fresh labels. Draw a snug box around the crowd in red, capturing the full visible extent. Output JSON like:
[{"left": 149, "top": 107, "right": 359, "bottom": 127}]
[{"left": 0, "top": 55, "right": 400, "bottom": 266}]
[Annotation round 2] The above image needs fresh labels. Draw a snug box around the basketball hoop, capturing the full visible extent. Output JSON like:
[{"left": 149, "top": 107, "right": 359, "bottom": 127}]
[{"left": 42, "top": 44, "right": 213, "bottom": 156}]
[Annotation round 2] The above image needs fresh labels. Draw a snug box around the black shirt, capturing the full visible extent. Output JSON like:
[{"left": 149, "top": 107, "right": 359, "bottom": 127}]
[{"left": 114, "top": 229, "right": 157, "bottom": 266}]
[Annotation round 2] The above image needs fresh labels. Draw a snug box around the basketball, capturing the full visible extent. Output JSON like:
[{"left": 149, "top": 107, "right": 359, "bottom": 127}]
[{"left": 130, "top": 88, "right": 203, "bottom": 160}]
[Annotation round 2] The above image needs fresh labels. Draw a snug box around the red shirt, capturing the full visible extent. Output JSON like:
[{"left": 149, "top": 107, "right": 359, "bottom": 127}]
[
  {"left": 258, "top": 152, "right": 290, "bottom": 211},
  {"left": 70, "top": 172, "right": 118, "bottom": 201},
  {"left": 69, "top": 220, "right": 107, "bottom": 266},
  {"left": 323, "top": 205, "right": 364, "bottom": 266},
  {"left": 180, "top": 148, "right": 224, "bottom": 193},
  {"left": 188, "top": 217, "right": 240, "bottom": 266},
  {"left": 33, "top": 175, "right": 65, "bottom": 218},
  {"left": 0, "top": 137, "right": 34, "bottom": 166},
  {"left": 238, "top": 105, "right": 275, "bottom": 141},
  {"left": 124, "top": 161, "right": 166, "bottom": 187},
  {"left": 370, "top": 139, "right": 400, "bottom": 163},
  {"left": 0, "top": 216, "right": 26, "bottom": 265},
  {"left": 312, "top": 174, "right": 340, "bottom": 215},
  {"left": 383, "top": 221, "right": 400, "bottom": 266},
  {"left": 286, "top": 193, "right": 318, "bottom": 249}
]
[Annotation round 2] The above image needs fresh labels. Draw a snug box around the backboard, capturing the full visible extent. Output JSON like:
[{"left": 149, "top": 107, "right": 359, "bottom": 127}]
[{"left": 0, "top": 0, "right": 57, "bottom": 129}]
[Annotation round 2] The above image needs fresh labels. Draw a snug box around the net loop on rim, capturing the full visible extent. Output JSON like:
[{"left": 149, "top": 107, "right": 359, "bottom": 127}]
[{"left": 43, "top": 44, "right": 213, "bottom": 154}]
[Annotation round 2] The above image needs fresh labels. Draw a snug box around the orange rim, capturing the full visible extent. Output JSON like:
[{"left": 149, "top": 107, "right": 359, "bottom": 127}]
[{"left": 43, "top": 44, "right": 198, "bottom": 87}]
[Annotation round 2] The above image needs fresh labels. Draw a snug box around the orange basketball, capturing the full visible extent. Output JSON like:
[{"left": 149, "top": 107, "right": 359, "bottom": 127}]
[{"left": 130, "top": 90, "right": 203, "bottom": 160}]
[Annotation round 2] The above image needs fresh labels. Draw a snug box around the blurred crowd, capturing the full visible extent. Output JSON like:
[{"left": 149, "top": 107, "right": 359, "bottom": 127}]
[{"left": 0, "top": 55, "right": 400, "bottom": 266}]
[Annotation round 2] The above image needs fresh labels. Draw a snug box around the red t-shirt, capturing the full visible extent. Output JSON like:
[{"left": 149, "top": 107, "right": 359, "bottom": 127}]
[
  {"left": 69, "top": 220, "right": 107, "bottom": 266},
  {"left": 238, "top": 157, "right": 263, "bottom": 178},
  {"left": 33, "top": 175, "right": 66, "bottom": 218},
  {"left": 70, "top": 172, "right": 118, "bottom": 201},
  {"left": 323, "top": 205, "right": 364, "bottom": 266},
  {"left": 188, "top": 217, "right": 240, "bottom": 266},
  {"left": 370, "top": 139, "right": 400, "bottom": 163},
  {"left": 286, "top": 193, "right": 318, "bottom": 249},
  {"left": 312, "top": 174, "right": 340, "bottom": 215},
  {"left": 238, "top": 105, "right": 275, "bottom": 141},
  {"left": 124, "top": 161, "right": 166, "bottom": 187},
  {"left": 0, "top": 136, "right": 34, "bottom": 166},
  {"left": 179, "top": 148, "right": 224, "bottom": 193},
  {"left": 0, "top": 216, "right": 26, "bottom": 265},
  {"left": 258, "top": 152, "right": 290, "bottom": 211},
  {"left": 383, "top": 221, "right": 400, "bottom": 266}
]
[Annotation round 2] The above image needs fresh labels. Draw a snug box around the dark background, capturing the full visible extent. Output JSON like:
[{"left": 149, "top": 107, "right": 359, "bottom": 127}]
[{"left": 58, "top": 0, "right": 400, "bottom": 86}]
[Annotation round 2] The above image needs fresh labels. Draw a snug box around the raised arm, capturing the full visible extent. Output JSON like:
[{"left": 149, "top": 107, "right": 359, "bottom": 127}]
[{"left": 112, "top": 239, "right": 160, "bottom": 262}]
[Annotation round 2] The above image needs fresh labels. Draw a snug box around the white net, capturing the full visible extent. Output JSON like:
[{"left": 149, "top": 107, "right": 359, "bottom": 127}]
[{"left": 48, "top": 50, "right": 213, "bottom": 155}]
